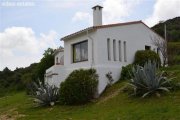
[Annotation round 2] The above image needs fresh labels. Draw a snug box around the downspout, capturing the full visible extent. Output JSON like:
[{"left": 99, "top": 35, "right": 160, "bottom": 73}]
[
  {"left": 87, "top": 29, "right": 94, "bottom": 67},
  {"left": 87, "top": 29, "right": 99, "bottom": 98}
]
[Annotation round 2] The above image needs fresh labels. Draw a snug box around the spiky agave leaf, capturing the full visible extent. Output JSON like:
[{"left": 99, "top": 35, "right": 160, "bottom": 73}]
[
  {"left": 129, "top": 60, "right": 173, "bottom": 98},
  {"left": 31, "top": 81, "right": 59, "bottom": 106}
]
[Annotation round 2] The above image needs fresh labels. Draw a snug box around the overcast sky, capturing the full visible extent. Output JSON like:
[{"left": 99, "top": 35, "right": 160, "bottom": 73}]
[{"left": 0, "top": 0, "right": 180, "bottom": 70}]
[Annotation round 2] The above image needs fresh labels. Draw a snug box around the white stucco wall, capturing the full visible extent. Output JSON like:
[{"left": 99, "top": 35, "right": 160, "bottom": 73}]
[
  {"left": 45, "top": 51, "right": 65, "bottom": 87},
  {"left": 54, "top": 51, "right": 64, "bottom": 65},
  {"left": 95, "top": 23, "right": 160, "bottom": 65},
  {"left": 46, "top": 22, "right": 164, "bottom": 95},
  {"left": 92, "top": 23, "right": 163, "bottom": 93},
  {"left": 45, "top": 65, "right": 66, "bottom": 87},
  {"left": 64, "top": 31, "right": 96, "bottom": 71}
]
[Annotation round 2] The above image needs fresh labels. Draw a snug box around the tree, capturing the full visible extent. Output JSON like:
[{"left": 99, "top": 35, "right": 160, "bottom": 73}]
[
  {"left": 151, "top": 36, "right": 168, "bottom": 66},
  {"left": 2, "top": 67, "right": 12, "bottom": 75},
  {"left": 35, "top": 48, "right": 55, "bottom": 83},
  {"left": 152, "top": 17, "right": 180, "bottom": 42},
  {"left": 0, "top": 64, "right": 38, "bottom": 96}
]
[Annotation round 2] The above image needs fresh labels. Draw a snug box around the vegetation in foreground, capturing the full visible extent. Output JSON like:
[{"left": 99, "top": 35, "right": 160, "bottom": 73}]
[
  {"left": 128, "top": 61, "right": 173, "bottom": 98},
  {"left": 120, "top": 50, "right": 160, "bottom": 80},
  {"left": 0, "top": 65, "right": 180, "bottom": 120},
  {"left": 59, "top": 69, "right": 98, "bottom": 105},
  {"left": 30, "top": 81, "right": 59, "bottom": 107},
  {"left": 134, "top": 50, "right": 160, "bottom": 66}
]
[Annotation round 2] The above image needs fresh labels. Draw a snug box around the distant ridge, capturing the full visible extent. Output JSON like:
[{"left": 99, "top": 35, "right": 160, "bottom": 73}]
[{"left": 152, "top": 17, "right": 180, "bottom": 42}]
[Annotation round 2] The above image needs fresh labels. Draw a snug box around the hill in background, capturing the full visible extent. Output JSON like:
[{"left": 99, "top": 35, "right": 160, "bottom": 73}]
[
  {"left": 152, "top": 17, "right": 180, "bottom": 42},
  {"left": 151, "top": 16, "right": 180, "bottom": 65}
]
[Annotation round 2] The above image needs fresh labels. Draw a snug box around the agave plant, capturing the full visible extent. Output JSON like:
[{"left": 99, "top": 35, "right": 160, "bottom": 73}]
[
  {"left": 129, "top": 61, "right": 172, "bottom": 98},
  {"left": 31, "top": 81, "right": 59, "bottom": 106}
]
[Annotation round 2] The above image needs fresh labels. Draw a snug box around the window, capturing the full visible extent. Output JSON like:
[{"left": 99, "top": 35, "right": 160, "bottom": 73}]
[
  {"left": 107, "top": 38, "right": 111, "bottom": 60},
  {"left": 113, "top": 39, "right": 116, "bottom": 61},
  {"left": 123, "top": 41, "right": 127, "bottom": 62},
  {"left": 56, "top": 57, "right": 58, "bottom": 64},
  {"left": 73, "top": 40, "right": 88, "bottom": 63},
  {"left": 118, "top": 40, "right": 122, "bottom": 61},
  {"left": 145, "top": 45, "right": 151, "bottom": 50}
]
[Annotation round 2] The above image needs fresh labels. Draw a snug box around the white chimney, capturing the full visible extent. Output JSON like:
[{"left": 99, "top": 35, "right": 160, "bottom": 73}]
[{"left": 92, "top": 5, "right": 103, "bottom": 26}]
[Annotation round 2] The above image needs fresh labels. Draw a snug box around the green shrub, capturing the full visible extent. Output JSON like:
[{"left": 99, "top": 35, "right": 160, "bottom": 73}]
[
  {"left": 128, "top": 61, "right": 172, "bottom": 98},
  {"left": 168, "top": 42, "right": 180, "bottom": 65},
  {"left": 161, "top": 71, "right": 180, "bottom": 91},
  {"left": 59, "top": 69, "right": 98, "bottom": 105},
  {"left": 31, "top": 81, "right": 59, "bottom": 106},
  {"left": 134, "top": 50, "right": 161, "bottom": 66},
  {"left": 173, "top": 55, "right": 180, "bottom": 64},
  {"left": 120, "top": 64, "right": 133, "bottom": 80}
]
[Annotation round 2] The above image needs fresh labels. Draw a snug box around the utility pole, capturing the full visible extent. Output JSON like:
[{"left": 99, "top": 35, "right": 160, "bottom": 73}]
[
  {"left": 164, "top": 23, "right": 167, "bottom": 41},
  {"left": 159, "top": 20, "right": 167, "bottom": 41},
  {"left": 159, "top": 20, "right": 168, "bottom": 66}
]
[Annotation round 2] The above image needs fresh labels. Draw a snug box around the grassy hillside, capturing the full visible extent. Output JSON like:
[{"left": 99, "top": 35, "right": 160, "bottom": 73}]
[
  {"left": 0, "top": 65, "right": 180, "bottom": 120},
  {"left": 152, "top": 17, "right": 180, "bottom": 42},
  {"left": 168, "top": 42, "right": 180, "bottom": 65}
]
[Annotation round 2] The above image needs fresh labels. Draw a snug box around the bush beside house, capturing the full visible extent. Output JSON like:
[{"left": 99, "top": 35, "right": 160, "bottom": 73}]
[
  {"left": 120, "top": 64, "right": 134, "bottom": 80},
  {"left": 134, "top": 50, "right": 160, "bottom": 66},
  {"left": 120, "top": 50, "right": 160, "bottom": 81},
  {"left": 59, "top": 69, "right": 98, "bottom": 105}
]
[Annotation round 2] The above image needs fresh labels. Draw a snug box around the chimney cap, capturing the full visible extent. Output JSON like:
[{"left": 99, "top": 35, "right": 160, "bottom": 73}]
[{"left": 92, "top": 5, "right": 103, "bottom": 10}]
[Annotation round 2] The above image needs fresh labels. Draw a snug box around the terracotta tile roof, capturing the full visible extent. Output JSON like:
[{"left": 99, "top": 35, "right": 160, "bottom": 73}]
[
  {"left": 61, "top": 27, "right": 94, "bottom": 40},
  {"left": 61, "top": 20, "right": 164, "bottom": 41},
  {"left": 61, "top": 21, "right": 142, "bottom": 40},
  {"left": 94, "top": 20, "right": 142, "bottom": 29}
]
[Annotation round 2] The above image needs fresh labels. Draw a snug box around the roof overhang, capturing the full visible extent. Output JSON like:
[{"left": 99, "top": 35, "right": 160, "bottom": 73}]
[
  {"left": 60, "top": 20, "right": 165, "bottom": 41},
  {"left": 61, "top": 27, "right": 96, "bottom": 41}
]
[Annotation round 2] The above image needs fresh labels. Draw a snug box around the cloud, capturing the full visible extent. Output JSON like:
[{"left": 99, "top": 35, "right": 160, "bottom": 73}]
[
  {"left": 72, "top": 0, "right": 142, "bottom": 25},
  {"left": 0, "top": 27, "right": 38, "bottom": 54},
  {"left": 72, "top": 12, "right": 91, "bottom": 22},
  {"left": 144, "top": 0, "right": 180, "bottom": 27},
  {"left": 102, "top": 0, "right": 141, "bottom": 24},
  {"left": 0, "top": 27, "right": 60, "bottom": 70}
]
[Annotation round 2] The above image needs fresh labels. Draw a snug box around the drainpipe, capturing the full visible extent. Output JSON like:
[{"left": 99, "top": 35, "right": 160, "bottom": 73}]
[{"left": 86, "top": 29, "right": 94, "bottom": 67}]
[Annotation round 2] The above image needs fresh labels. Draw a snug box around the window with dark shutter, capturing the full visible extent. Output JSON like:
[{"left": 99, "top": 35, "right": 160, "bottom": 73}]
[{"left": 73, "top": 40, "right": 88, "bottom": 63}]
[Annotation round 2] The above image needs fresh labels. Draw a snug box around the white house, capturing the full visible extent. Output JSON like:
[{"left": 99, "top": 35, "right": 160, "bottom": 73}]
[{"left": 45, "top": 5, "right": 164, "bottom": 95}]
